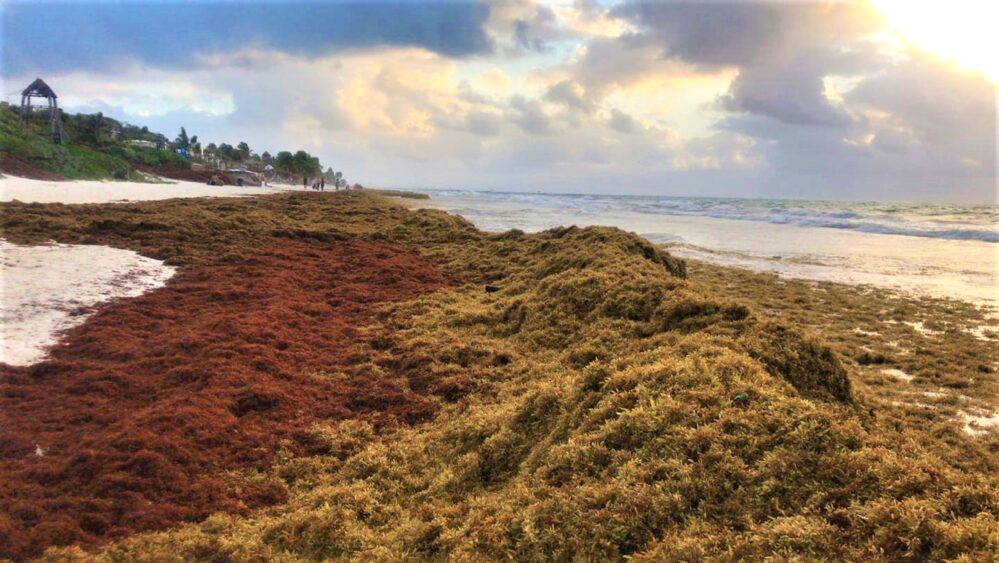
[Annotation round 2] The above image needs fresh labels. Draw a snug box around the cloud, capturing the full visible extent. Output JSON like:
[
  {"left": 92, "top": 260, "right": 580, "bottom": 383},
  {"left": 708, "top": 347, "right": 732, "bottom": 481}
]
[
  {"left": 483, "top": 0, "right": 629, "bottom": 54},
  {"left": 714, "top": 48, "right": 996, "bottom": 201},
  {"left": 544, "top": 79, "right": 596, "bottom": 114},
  {"left": 471, "top": 68, "right": 511, "bottom": 97},
  {"left": 486, "top": 0, "right": 572, "bottom": 54},
  {"left": 550, "top": 0, "right": 632, "bottom": 38},
  {"left": 848, "top": 53, "right": 995, "bottom": 148},
  {"left": 34, "top": 43, "right": 778, "bottom": 197},
  {"left": 2, "top": 2, "right": 492, "bottom": 75},
  {"left": 16, "top": 69, "right": 237, "bottom": 118},
  {"left": 600, "top": 1, "right": 995, "bottom": 201},
  {"left": 717, "top": 63, "right": 853, "bottom": 127},
  {"left": 607, "top": 108, "right": 635, "bottom": 133},
  {"left": 464, "top": 111, "right": 504, "bottom": 137},
  {"left": 4, "top": 0, "right": 993, "bottom": 202},
  {"left": 615, "top": 1, "right": 883, "bottom": 70},
  {"left": 507, "top": 96, "right": 552, "bottom": 135},
  {"left": 550, "top": 36, "right": 688, "bottom": 96},
  {"left": 613, "top": 1, "right": 884, "bottom": 127},
  {"left": 849, "top": 50, "right": 996, "bottom": 176}
]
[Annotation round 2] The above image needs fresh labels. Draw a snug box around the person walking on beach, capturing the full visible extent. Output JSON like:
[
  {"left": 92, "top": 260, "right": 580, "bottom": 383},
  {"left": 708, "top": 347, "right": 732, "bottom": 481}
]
[
  {"left": 303, "top": 176, "right": 309, "bottom": 190},
  {"left": 320, "top": 178, "right": 325, "bottom": 191}
]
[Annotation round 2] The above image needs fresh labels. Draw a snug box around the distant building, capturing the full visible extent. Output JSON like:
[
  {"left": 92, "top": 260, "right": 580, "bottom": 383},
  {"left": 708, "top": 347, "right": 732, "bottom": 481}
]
[{"left": 129, "top": 139, "right": 157, "bottom": 149}]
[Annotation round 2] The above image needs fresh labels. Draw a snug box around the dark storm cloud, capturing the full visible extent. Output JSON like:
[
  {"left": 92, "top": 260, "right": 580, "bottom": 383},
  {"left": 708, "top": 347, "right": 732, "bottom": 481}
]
[
  {"left": 716, "top": 63, "right": 852, "bottom": 127},
  {"left": 2, "top": 1, "right": 492, "bottom": 76},
  {"left": 613, "top": 1, "right": 882, "bottom": 127},
  {"left": 607, "top": 109, "right": 635, "bottom": 133},
  {"left": 614, "top": 1, "right": 882, "bottom": 69}
]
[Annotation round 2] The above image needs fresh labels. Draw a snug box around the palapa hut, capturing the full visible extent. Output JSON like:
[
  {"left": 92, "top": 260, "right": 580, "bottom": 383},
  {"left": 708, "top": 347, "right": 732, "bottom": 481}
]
[{"left": 20, "top": 78, "right": 67, "bottom": 144}]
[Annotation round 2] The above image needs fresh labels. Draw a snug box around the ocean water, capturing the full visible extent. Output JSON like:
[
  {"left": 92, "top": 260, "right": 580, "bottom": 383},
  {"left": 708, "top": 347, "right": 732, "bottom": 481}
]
[{"left": 413, "top": 190, "right": 999, "bottom": 306}]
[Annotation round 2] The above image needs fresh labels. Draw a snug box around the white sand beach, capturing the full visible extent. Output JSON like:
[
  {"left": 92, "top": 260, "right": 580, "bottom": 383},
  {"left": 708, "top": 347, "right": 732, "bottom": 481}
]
[
  {"left": 0, "top": 175, "right": 299, "bottom": 204},
  {"left": 0, "top": 239, "right": 176, "bottom": 365},
  {"left": 0, "top": 175, "right": 297, "bottom": 365},
  {"left": 0, "top": 176, "right": 310, "bottom": 365}
]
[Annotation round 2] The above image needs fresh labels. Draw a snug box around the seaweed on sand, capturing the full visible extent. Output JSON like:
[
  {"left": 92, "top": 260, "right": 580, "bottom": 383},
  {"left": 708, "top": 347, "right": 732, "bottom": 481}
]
[
  {"left": 1, "top": 192, "right": 996, "bottom": 561},
  {"left": 0, "top": 228, "right": 455, "bottom": 559}
]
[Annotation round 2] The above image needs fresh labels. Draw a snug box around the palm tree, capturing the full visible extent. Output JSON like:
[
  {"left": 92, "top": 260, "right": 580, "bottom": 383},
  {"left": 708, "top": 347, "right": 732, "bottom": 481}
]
[
  {"left": 176, "top": 127, "right": 190, "bottom": 150},
  {"left": 237, "top": 142, "right": 251, "bottom": 163}
]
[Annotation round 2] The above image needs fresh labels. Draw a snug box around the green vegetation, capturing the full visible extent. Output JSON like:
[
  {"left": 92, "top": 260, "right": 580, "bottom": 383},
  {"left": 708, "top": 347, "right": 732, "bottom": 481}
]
[
  {"left": 0, "top": 104, "right": 186, "bottom": 180},
  {"left": 273, "top": 149, "right": 322, "bottom": 180},
  {"left": 2, "top": 192, "right": 996, "bottom": 560},
  {"left": 0, "top": 103, "right": 347, "bottom": 184}
]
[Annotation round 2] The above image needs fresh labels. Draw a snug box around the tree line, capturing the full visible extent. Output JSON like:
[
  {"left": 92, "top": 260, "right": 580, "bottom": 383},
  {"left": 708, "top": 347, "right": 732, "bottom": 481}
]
[{"left": 178, "top": 128, "right": 347, "bottom": 185}]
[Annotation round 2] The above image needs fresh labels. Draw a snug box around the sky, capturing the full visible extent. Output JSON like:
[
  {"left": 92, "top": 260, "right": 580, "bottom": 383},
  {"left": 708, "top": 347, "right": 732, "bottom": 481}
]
[{"left": 2, "top": 0, "right": 996, "bottom": 203}]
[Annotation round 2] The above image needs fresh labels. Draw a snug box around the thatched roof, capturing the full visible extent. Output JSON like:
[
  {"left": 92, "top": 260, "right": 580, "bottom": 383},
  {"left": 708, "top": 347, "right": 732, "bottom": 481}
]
[{"left": 22, "top": 78, "right": 57, "bottom": 99}]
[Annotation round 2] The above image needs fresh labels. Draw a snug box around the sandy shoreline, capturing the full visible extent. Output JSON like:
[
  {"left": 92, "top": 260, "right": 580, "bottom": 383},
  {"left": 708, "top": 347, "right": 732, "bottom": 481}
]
[
  {"left": 3, "top": 175, "right": 991, "bottom": 370},
  {"left": 0, "top": 175, "right": 300, "bottom": 204},
  {"left": 3, "top": 177, "right": 996, "bottom": 373},
  {"left": 0, "top": 176, "right": 302, "bottom": 366},
  {"left": 406, "top": 193, "right": 998, "bottom": 308},
  {"left": 3, "top": 175, "right": 992, "bottom": 308},
  {"left": 0, "top": 240, "right": 176, "bottom": 365}
]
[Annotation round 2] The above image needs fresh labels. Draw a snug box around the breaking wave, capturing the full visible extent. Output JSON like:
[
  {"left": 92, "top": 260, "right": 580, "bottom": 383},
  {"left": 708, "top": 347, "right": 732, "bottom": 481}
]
[{"left": 426, "top": 190, "right": 998, "bottom": 243}]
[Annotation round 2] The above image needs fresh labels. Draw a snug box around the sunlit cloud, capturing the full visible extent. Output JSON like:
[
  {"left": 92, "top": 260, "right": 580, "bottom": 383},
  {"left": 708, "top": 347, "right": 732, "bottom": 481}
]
[
  {"left": 472, "top": 68, "right": 512, "bottom": 97},
  {"left": 871, "top": 0, "right": 998, "bottom": 82}
]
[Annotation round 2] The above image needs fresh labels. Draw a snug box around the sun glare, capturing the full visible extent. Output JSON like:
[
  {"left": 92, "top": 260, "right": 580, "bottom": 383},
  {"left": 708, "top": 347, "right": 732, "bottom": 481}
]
[{"left": 871, "top": 0, "right": 998, "bottom": 82}]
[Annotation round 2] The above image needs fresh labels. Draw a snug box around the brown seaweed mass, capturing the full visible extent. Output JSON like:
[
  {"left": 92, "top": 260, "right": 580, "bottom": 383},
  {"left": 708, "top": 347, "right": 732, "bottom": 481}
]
[{"left": 0, "top": 238, "right": 453, "bottom": 560}]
